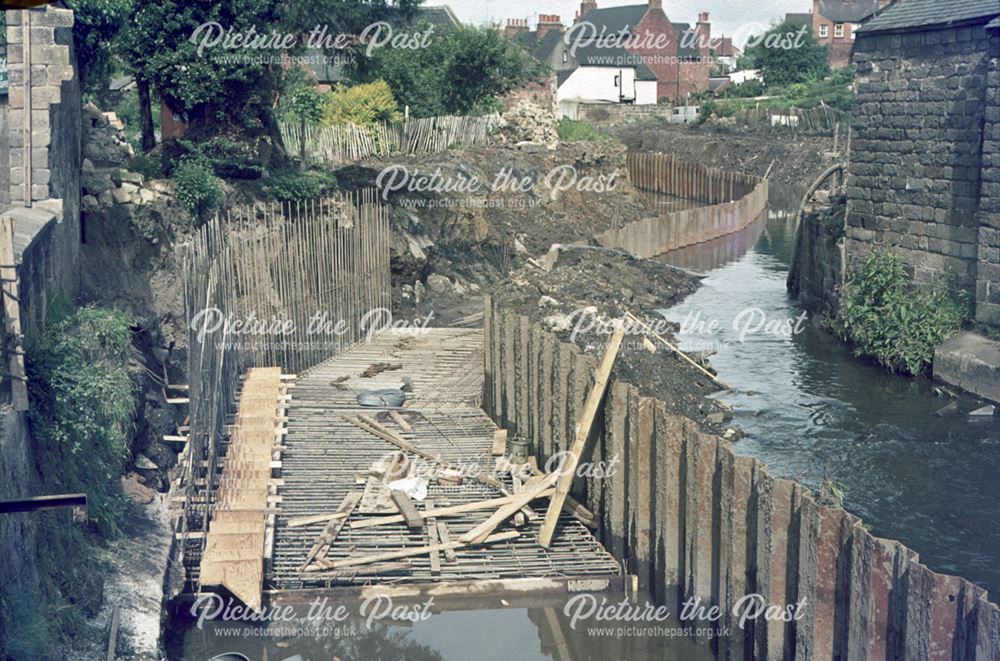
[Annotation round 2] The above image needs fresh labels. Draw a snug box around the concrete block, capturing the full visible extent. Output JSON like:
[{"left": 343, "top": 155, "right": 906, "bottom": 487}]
[{"left": 933, "top": 332, "right": 1000, "bottom": 402}]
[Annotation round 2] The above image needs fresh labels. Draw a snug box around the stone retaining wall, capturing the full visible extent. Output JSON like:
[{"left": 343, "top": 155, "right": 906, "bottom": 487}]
[
  {"left": 595, "top": 152, "right": 768, "bottom": 257},
  {"left": 483, "top": 297, "right": 1000, "bottom": 660}
]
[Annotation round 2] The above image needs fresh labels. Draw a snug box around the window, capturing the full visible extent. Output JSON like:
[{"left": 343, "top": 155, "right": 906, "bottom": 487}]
[
  {"left": 562, "top": 50, "right": 568, "bottom": 64},
  {"left": 818, "top": 24, "right": 829, "bottom": 38},
  {"left": 850, "top": 23, "right": 856, "bottom": 40},
  {"left": 614, "top": 75, "right": 620, "bottom": 88},
  {"left": 834, "top": 23, "right": 844, "bottom": 38}
]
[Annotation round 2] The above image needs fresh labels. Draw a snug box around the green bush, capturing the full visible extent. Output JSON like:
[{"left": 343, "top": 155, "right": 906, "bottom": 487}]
[
  {"left": 173, "top": 157, "right": 223, "bottom": 223},
  {"left": 266, "top": 169, "right": 338, "bottom": 203},
  {"left": 322, "top": 80, "right": 402, "bottom": 127},
  {"left": 129, "top": 152, "right": 165, "bottom": 180},
  {"left": 835, "top": 250, "right": 970, "bottom": 375},
  {"left": 556, "top": 118, "right": 608, "bottom": 142},
  {"left": 17, "top": 306, "right": 138, "bottom": 653}
]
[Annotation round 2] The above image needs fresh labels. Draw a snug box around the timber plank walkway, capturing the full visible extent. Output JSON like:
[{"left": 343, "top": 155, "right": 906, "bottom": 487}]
[{"left": 269, "top": 328, "right": 622, "bottom": 594}]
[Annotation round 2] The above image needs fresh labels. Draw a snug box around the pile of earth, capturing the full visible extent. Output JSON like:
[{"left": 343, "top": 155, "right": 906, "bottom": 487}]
[
  {"left": 335, "top": 140, "right": 658, "bottom": 323},
  {"left": 491, "top": 247, "right": 736, "bottom": 432}
]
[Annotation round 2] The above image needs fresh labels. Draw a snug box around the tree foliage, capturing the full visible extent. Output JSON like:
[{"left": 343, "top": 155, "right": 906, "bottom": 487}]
[
  {"left": 350, "top": 26, "right": 541, "bottom": 117},
  {"left": 322, "top": 80, "right": 401, "bottom": 126},
  {"left": 66, "top": 0, "right": 131, "bottom": 92},
  {"left": 742, "top": 20, "right": 830, "bottom": 88}
]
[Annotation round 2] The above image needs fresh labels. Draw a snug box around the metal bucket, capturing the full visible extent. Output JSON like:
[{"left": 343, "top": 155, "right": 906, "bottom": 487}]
[{"left": 506, "top": 436, "right": 532, "bottom": 464}]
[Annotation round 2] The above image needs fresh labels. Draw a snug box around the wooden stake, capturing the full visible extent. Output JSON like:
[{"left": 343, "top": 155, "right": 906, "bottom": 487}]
[
  {"left": 349, "top": 489, "right": 554, "bottom": 530},
  {"left": 539, "top": 327, "right": 624, "bottom": 548},
  {"left": 390, "top": 490, "right": 423, "bottom": 530},
  {"left": 461, "top": 474, "right": 559, "bottom": 544},
  {"left": 389, "top": 410, "right": 413, "bottom": 433},
  {"left": 300, "top": 492, "right": 361, "bottom": 570}
]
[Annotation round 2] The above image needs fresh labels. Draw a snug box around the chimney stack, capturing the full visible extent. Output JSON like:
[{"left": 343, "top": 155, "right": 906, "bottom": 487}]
[
  {"left": 504, "top": 18, "right": 529, "bottom": 39},
  {"left": 648, "top": 0, "right": 662, "bottom": 10},
  {"left": 577, "top": 1, "right": 597, "bottom": 20},
  {"left": 536, "top": 14, "right": 563, "bottom": 38},
  {"left": 695, "top": 12, "right": 711, "bottom": 55}
]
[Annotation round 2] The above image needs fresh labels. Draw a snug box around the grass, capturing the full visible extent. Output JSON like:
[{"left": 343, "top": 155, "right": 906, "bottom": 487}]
[{"left": 556, "top": 118, "right": 612, "bottom": 143}]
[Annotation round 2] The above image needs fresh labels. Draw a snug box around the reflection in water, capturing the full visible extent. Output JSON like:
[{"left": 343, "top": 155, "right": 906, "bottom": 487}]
[
  {"left": 167, "top": 593, "right": 719, "bottom": 661},
  {"left": 653, "top": 212, "right": 766, "bottom": 273},
  {"left": 659, "top": 187, "right": 1000, "bottom": 596}
]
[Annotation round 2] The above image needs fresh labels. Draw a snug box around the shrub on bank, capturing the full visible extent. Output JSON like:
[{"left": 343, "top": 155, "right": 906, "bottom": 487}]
[
  {"left": 266, "top": 168, "right": 338, "bottom": 203},
  {"left": 556, "top": 118, "right": 608, "bottom": 142},
  {"left": 835, "top": 250, "right": 969, "bottom": 375},
  {"left": 173, "top": 156, "right": 223, "bottom": 223},
  {"left": 13, "top": 306, "right": 139, "bottom": 652}
]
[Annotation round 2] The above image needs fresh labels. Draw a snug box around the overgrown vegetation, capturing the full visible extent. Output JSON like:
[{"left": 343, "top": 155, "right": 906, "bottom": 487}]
[
  {"left": 266, "top": 168, "right": 339, "bottom": 202},
  {"left": 322, "top": 80, "right": 402, "bottom": 127},
  {"left": 835, "top": 250, "right": 970, "bottom": 375},
  {"left": 556, "top": 118, "right": 609, "bottom": 142},
  {"left": 5, "top": 307, "right": 139, "bottom": 655},
  {"left": 173, "top": 156, "right": 223, "bottom": 222},
  {"left": 350, "top": 25, "right": 541, "bottom": 117},
  {"left": 740, "top": 19, "right": 830, "bottom": 88}
]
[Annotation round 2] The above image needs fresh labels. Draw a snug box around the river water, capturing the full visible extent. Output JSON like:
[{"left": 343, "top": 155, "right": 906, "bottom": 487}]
[{"left": 658, "top": 186, "right": 1000, "bottom": 598}]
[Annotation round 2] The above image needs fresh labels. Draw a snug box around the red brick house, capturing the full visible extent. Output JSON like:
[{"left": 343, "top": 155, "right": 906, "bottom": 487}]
[
  {"left": 567, "top": 0, "right": 713, "bottom": 101},
  {"left": 787, "top": 0, "right": 896, "bottom": 68}
]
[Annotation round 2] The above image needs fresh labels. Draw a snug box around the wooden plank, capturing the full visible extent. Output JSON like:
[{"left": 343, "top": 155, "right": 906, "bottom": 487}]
[
  {"left": 426, "top": 516, "right": 441, "bottom": 575},
  {"left": 287, "top": 511, "right": 348, "bottom": 528},
  {"left": 389, "top": 409, "right": 413, "bottom": 432},
  {"left": 349, "top": 490, "right": 553, "bottom": 530},
  {"left": 390, "top": 490, "right": 423, "bottom": 530},
  {"left": 313, "top": 531, "right": 520, "bottom": 570},
  {"left": 461, "top": 476, "right": 558, "bottom": 544},
  {"left": 0, "top": 216, "right": 28, "bottom": 411},
  {"left": 539, "top": 327, "right": 624, "bottom": 548},
  {"left": 491, "top": 429, "right": 508, "bottom": 456},
  {"left": 301, "top": 492, "right": 362, "bottom": 570},
  {"left": 436, "top": 520, "right": 457, "bottom": 562},
  {"left": 106, "top": 606, "right": 120, "bottom": 661}
]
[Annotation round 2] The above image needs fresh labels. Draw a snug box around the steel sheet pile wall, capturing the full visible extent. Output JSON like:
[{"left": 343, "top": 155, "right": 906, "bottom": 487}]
[
  {"left": 178, "top": 191, "right": 390, "bottom": 568},
  {"left": 280, "top": 114, "right": 498, "bottom": 166},
  {"left": 482, "top": 298, "right": 1000, "bottom": 661},
  {"left": 596, "top": 152, "right": 769, "bottom": 258}
]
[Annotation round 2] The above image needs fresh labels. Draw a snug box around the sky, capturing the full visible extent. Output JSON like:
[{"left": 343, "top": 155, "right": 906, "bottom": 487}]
[{"left": 443, "top": 0, "right": 810, "bottom": 47}]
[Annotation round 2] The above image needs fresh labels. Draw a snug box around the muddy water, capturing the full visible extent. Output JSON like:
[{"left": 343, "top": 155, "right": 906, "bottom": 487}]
[
  {"left": 165, "top": 592, "right": 718, "bottom": 661},
  {"left": 658, "top": 185, "right": 1000, "bottom": 597}
]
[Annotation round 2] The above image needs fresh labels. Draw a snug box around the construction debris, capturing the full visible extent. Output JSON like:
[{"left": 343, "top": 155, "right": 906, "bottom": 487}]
[{"left": 361, "top": 362, "right": 403, "bottom": 378}]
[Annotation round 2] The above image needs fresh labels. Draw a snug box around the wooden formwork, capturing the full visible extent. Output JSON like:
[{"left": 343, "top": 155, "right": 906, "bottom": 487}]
[
  {"left": 198, "top": 367, "right": 287, "bottom": 612},
  {"left": 269, "top": 329, "right": 623, "bottom": 595}
]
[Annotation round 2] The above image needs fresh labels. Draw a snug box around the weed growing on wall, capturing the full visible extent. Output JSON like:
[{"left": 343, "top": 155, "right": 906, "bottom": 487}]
[
  {"left": 835, "top": 250, "right": 970, "bottom": 375},
  {"left": 15, "top": 306, "right": 139, "bottom": 652}
]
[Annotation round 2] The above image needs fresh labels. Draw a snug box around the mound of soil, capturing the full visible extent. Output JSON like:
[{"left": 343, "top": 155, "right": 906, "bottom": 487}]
[{"left": 492, "top": 248, "right": 736, "bottom": 430}]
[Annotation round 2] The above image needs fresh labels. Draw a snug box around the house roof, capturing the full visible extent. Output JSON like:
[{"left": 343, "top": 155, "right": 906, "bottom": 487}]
[
  {"left": 714, "top": 36, "right": 739, "bottom": 57},
  {"left": 402, "top": 5, "right": 462, "bottom": 30},
  {"left": 577, "top": 4, "right": 649, "bottom": 32},
  {"left": 513, "top": 29, "right": 564, "bottom": 62},
  {"left": 858, "top": 0, "right": 1000, "bottom": 34},
  {"left": 817, "top": 0, "right": 882, "bottom": 23},
  {"left": 988, "top": 17, "right": 1000, "bottom": 29},
  {"left": 785, "top": 12, "right": 813, "bottom": 26}
]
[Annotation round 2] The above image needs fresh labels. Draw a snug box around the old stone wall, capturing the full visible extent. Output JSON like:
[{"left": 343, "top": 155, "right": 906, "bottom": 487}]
[
  {"left": 847, "top": 23, "right": 990, "bottom": 308},
  {"left": 976, "top": 30, "right": 1000, "bottom": 325},
  {"left": 5, "top": 5, "right": 82, "bottom": 311},
  {"left": 483, "top": 297, "right": 1000, "bottom": 661}
]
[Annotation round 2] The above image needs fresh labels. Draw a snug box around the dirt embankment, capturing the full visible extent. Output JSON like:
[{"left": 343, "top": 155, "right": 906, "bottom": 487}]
[
  {"left": 335, "top": 141, "right": 655, "bottom": 323},
  {"left": 491, "top": 248, "right": 737, "bottom": 433},
  {"left": 605, "top": 121, "right": 838, "bottom": 188}
]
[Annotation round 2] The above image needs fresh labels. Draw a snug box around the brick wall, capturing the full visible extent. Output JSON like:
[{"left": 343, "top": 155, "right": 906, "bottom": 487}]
[
  {"left": 977, "top": 30, "right": 1000, "bottom": 325},
  {"left": 846, "top": 23, "right": 991, "bottom": 297}
]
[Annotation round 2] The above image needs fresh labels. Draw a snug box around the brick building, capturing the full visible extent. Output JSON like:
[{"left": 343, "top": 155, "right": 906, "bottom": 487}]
[
  {"left": 788, "top": 0, "right": 895, "bottom": 68},
  {"left": 509, "top": 1, "right": 713, "bottom": 104},
  {"left": 845, "top": 0, "right": 1000, "bottom": 325}
]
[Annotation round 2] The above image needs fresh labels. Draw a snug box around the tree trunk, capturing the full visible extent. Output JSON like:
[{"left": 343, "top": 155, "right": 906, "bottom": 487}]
[{"left": 137, "top": 78, "right": 156, "bottom": 152}]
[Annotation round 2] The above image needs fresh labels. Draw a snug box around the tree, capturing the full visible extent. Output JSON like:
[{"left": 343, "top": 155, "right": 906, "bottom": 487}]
[
  {"left": 350, "top": 26, "right": 541, "bottom": 117},
  {"left": 742, "top": 20, "right": 830, "bottom": 88},
  {"left": 66, "top": 0, "right": 131, "bottom": 93}
]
